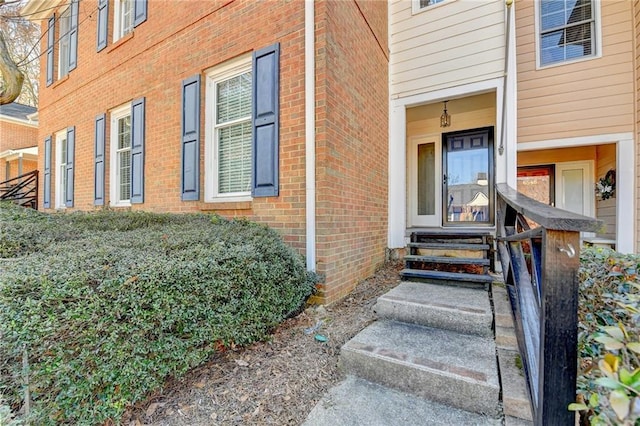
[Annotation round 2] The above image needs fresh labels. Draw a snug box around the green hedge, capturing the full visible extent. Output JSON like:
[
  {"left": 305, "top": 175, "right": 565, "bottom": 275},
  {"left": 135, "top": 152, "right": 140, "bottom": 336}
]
[
  {"left": 0, "top": 204, "right": 315, "bottom": 425},
  {"left": 571, "top": 247, "right": 640, "bottom": 425}
]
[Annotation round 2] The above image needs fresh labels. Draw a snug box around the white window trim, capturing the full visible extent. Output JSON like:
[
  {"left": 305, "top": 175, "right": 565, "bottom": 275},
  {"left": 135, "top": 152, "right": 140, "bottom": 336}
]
[
  {"left": 534, "top": 0, "right": 602, "bottom": 70},
  {"left": 58, "top": 6, "right": 71, "bottom": 79},
  {"left": 54, "top": 130, "right": 67, "bottom": 209},
  {"left": 411, "top": 0, "right": 453, "bottom": 15},
  {"left": 110, "top": 103, "right": 132, "bottom": 207},
  {"left": 204, "top": 53, "right": 253, "bottom": 203},
  {"left": 113, "top": 0, "right": 134, "bottom": 42}
]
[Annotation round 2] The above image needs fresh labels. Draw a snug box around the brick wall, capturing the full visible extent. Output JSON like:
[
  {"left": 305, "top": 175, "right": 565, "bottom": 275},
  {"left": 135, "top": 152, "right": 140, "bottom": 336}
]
[
  {"left": 35, "top": 0, "right": 389, "bottom": 304},
  {"left": 0, "top": 120, "right": 38, "bottom": 181},
  {"left": 313, "top": 0, "right": 389, "bottom": 304}
]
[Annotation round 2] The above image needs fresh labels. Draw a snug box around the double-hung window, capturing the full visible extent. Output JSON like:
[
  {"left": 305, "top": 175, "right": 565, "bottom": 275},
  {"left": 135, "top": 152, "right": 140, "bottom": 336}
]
[
  {"left": 114, "top": 0, "right": 134, "bottom": 41},
  {"left": 539, "top": 0, "right": 597, "bottom": 66},
  {"left": 58, "top": 6, "right": 71, "bottom": 78},
  {"left": 205, "top": 56, "right": 253, "bottom": 201},
  {"left": 55, "top": 130, "right": 68, "bottom": 208},
  {"left": 110, "top": 105, "right": 132, "bottom": 205}
]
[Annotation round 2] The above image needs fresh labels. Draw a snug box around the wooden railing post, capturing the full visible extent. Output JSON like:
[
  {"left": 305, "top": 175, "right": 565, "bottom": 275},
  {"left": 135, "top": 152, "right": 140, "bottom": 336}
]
[{"left": 538, "top": 229, "right": 580, "bottom": 425}]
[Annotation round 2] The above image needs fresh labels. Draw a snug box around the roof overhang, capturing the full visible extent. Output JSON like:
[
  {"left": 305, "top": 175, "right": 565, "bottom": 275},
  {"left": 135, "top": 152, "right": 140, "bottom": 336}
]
[
  {"left": 0, "top": 115, "right": 38, "bottom": 127},
  {"left": 0, "top": 147, "right": 38, "bottom": 162},
  {"left": 21, "top": 0, "right": 65, "bottom": 20}
]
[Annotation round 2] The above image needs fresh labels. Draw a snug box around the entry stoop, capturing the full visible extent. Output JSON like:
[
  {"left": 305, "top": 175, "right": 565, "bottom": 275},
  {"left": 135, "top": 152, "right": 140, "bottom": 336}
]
[{"left": 304, "top": 278, "right": 502, "bottom": 425}]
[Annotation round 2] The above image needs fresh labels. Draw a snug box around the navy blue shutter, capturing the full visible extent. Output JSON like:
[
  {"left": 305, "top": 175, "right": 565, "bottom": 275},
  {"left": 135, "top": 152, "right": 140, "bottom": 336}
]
[
  {"left": 94, "top": 114, "right": 106, "bottom": 205},
  {"left": 133, "top": 0, "right": 147, "bottom": 27},
  {"left": 181, "top": 75, "right": 200, "bottom": 201},
  {"left": 130, "top": 97, "right": 145, "bottom": 203},
  {"left": 65, "top": 126, "right": 75, "bottom": 207},
  {"left": 251, "top": 43, "right": 280, "bottom": 197},
  {"left": 96, "top": 0, "right": 108, "bottom": 52},
  {"left": 46, "top": 16, "right": 55, "bottom": 86},
  {"left": 68, "top": 0, "right": 79, "bottom": 71},
  {"left": 43, "top": 136, "right": 52, "bottom": 208}
]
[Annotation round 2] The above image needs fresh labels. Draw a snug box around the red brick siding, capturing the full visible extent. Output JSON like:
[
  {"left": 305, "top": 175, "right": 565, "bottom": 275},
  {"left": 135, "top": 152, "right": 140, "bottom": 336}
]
[
  {"left": 313, "top": 0, "right": 389, "bottom": 304},
  {"left": 0, "top": 121, "right": 38, "bottom": 151},
  {"left": 36, "top": 0, "right": 388, "bottom": 304}
]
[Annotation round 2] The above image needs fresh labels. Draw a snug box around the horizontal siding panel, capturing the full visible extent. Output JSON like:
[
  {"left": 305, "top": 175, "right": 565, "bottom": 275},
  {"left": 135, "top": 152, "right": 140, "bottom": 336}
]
[
  {"left": 393, "top": 46, "right": 503, "bottom": 83},
  {"left": 393, "top": 36, "right": 504, "bottom": 73},
  {"left": 518, "top": 56, "right": 633, "bottom": 84},
  {"left": 393, "top": 63, "right": 503, "bottom": 98},
  {"left": 518, "top": 112, "right": 634, "bottom": 141},
  {"left": 391, "top": 21, "right": 503, "bottom": 62},
  {"left": 392, "top": 1, "right": 502, "bottom": 41},
  {"left": 518, "top": 82, "right": 632, "bottom": 109},
  {"left": 519, "top": 93, "right": 633, "bottom": 119}
]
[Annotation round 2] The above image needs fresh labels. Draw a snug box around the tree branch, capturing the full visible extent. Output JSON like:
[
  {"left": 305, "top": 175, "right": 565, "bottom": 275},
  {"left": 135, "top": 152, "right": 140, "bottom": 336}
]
[{"left": 0, "top": 29, "right": 24, "bottom": 104}]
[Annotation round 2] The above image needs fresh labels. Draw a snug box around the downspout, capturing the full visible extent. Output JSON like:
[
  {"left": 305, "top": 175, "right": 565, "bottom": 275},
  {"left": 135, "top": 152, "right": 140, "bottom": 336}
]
[
  {"left": 498, "top": 0, "right": 513, "bottom": 158},
  {"left": 305, "top": 0, "right": 316, "bottom": 271}
]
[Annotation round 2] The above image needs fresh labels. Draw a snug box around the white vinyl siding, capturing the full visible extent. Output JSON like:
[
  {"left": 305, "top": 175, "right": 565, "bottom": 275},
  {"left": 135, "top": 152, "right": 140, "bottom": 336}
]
[
  {"left": 58, "top": 6, "right": 71, "bottom": 78},
  {"left": 110, "top": 105, "right": 132, "bottom": 206},
  {"left": 390, "top": 0, "right": 505, "bottom": 99}
]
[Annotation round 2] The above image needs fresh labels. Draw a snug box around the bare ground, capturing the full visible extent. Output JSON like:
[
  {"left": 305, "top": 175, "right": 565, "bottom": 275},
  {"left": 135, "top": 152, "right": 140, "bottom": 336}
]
[{"left": 123, "top": 262, "right": 404, "bottom": 426}]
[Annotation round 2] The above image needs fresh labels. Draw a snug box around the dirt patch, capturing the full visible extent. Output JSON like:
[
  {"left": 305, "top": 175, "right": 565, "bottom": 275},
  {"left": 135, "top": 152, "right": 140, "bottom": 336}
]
[{"left": 124, "top": 262, "right": 403, "bottom": 426}]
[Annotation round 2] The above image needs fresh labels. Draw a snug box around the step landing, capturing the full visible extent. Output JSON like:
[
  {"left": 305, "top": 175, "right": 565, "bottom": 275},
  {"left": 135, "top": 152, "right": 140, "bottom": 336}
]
[{"left": 373, "top": 281, "right": 493, "bottom": 337}]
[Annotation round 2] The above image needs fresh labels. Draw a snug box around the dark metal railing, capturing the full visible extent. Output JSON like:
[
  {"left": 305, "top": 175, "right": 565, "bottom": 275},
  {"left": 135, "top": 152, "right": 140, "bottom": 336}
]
[
  {"left": 495, "top": 183, "right": 601, "bottom": 425},
  {"left": 0, "top": 170, "right": 39, "bottom": 209}
]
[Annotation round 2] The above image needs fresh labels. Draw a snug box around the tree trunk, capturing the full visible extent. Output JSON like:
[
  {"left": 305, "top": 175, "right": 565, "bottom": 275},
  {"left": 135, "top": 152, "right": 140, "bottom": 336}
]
[{"left": 0, "top": 29, "right": 24, "bottom": 105}]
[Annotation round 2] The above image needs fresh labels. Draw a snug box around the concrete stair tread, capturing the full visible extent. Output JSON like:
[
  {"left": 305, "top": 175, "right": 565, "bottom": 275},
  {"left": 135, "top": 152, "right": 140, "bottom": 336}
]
[
  {"left": 341, "top": 320, "right": 500, "bottom": 415},
  {"left": 303, "top": 376, "right": 501, "bottom": 426},
  {"left": 400, "top": 268, "right": 494, "bottom": 283},
  {"left": 373, "top": 281, "right": 492, "bottom": 336}
]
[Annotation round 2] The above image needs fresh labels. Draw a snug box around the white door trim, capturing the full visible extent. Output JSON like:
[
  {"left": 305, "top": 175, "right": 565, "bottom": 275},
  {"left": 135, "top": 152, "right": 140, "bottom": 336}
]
[{"left": 407, "top": 134, "right": 441, "bottom": 227}]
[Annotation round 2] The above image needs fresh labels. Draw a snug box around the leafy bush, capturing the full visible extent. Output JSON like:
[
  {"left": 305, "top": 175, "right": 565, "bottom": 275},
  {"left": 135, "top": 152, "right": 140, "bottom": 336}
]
[
  {"left": 571, "top": 247, "right": 640, "bottom": 425},
  {"left": 0, "top": 205, "right": 315, "bottom": 425}
]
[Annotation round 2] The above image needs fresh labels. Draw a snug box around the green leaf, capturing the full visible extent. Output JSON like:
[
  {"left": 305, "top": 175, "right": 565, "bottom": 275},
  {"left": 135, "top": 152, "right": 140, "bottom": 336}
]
[
  {"left": 610, "top": 390, "right": 630, "bottom": 420},
  {"left": 568, "top": 402, "right": 588, "bottom": 411},
  {"left": 589, "top": 392, "right": 599, "bottom": 407},
  {"left": 619, "top": 368, "right": 633, "bottom": 386},
  {"left": 594, "top": 335, "right": 624, "bottom": 350},
  {"left": 595, "top": 377, "right": 623, "bottom": 390},
  {"left": 626, "top": 342, "right": 640, "bottom": 354},
  {"left": 603, "top": 326, "right": 625, "bottom": 341}
]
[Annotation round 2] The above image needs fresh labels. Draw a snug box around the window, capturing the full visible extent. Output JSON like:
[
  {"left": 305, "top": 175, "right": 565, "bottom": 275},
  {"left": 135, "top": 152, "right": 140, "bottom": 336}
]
[
  {"left": 419, "top": 0, "right": 445, "bottom": 8},
  {"left": 110, "top": 105, "right": 132, "bottom": 205},
  {"left": 114, "top": 0, "right": 134, "bottom": 41},
  {"left": 539, "top": 0, "right": 597, "bottom": 66},
  {"left": 205, "top": 55, "right": 253, "bottom": 201},
  {"left": 55, "top": 130, "right": 68, "bottom": 208},
  {"left": 58, "top": 6, "right": 71, "bottom": 78}
]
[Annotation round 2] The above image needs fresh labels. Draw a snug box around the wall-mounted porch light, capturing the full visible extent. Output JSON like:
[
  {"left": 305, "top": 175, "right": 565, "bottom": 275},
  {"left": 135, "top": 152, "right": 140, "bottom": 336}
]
[{"left": 440, "top": 100, "right": 451, "bottom": 128}]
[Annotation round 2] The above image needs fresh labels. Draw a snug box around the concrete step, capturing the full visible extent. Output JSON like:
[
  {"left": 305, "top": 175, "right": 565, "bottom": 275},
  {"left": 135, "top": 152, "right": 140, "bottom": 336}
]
[
  {"left": 303, "top": 375, "right": 501, "bottom": 426},
  {"left": 340, "top": 320, "right": 500, "bottom": 416},
  {"left": 498, "top": 348, "right": 533, "bottom": 422},
  {"left": 373, "top": 281, "right": 493, "bottom": 337}
]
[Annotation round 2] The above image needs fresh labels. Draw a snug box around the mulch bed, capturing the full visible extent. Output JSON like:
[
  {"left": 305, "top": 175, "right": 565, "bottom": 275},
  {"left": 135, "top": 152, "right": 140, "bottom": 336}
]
[{"left": 124, "top": 262, "right": 403, "bottom": 426}]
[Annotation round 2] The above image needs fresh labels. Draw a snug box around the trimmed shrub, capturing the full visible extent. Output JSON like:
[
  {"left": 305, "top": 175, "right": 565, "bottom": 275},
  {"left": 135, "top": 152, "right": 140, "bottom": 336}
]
[
  {"left": 0, "top": 205, "right": 315, "bottom": 425},
  {"left": 571, "top": 247, "right": 640, "bottom": 425}
]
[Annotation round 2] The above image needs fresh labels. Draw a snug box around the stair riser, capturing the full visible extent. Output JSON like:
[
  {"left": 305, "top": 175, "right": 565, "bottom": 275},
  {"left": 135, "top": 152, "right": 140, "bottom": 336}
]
[
  {"left": 401, "top": 275, "right": 491, "bottom": 290},
  {"left": 373, "top": 299, "right": 493, "bottom": 338},
  {"left": 340, "top": 348, "right": 500, "bottom": 416}
]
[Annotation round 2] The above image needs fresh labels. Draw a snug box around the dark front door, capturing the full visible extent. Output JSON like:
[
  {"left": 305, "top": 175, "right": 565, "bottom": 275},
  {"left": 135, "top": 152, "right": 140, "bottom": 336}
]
[{"left": 443, "top": 127, "right": 494, "bottom": 226}]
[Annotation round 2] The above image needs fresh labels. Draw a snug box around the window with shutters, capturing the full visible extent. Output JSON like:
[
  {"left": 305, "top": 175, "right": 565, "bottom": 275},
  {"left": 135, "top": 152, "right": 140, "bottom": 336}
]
[
  {"left": 537, "top": 0, "right": 600, "bottom": 67},
  {"left": 205, "top": 55, "right": 253, "bottom": 201},
  {"left": 58, "top": 6, "right": 71, "bottom": 78},
  {"left": 114, "top": 0, "right": 134, "bottom": 41},
  {"left": 110, "top": 105, "right": 132, "bottom": 206},
  {"left": 55, "top": 130, "right": 68, "bottom": 209}
]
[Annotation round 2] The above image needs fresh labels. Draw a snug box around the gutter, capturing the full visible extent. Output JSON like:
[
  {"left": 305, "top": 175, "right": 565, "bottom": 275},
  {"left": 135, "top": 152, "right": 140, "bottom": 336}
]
[{"left": 305, "top": 0, "right": 316, "bottom": 271}]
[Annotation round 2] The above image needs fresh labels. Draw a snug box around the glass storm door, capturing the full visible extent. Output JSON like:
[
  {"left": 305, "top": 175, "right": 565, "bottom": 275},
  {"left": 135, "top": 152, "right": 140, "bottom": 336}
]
[
  {"left": 443, "top": 128, "right": 494, "bottom": 226},
  {"left": 408, "top": 136, "right": 441, "bottom": 227}
]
